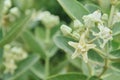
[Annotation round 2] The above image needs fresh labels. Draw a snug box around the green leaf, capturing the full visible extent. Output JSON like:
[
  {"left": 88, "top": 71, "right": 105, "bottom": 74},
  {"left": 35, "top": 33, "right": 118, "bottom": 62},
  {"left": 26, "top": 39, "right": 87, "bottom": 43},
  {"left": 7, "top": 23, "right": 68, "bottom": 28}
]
[
  {"left": 0, "top": 29, "right": 3, "bottom": 64},
  {"left": 112, "top": 22, "right": 120, "bottom": 36},
  {"left": 110, "top": 40, "right": 119, "bottom": 51},
  {"left": 22, "top": 30, "right": 46, "bottom": 58},
  {"left": 98, "top": 0, "right": 110, "bottom": 13},
  {"left": 30, "top": 62, "right": 45, "bottom": 79},
  {"left": 113, "top": 34, "right": 120, "bottom": 43},
  {"left": 48, "top": 44, "right": 58, "bottom": 58},
  {"left": 47, "top": 73, "right": 87, "bottom": 80},
  {"left": 111, "top": 62, "right": 120, "bottom": 72},
  {"left": 69, "top": 58, "right": 82, "bottom": 71},
  {"left": 0, "top": 14, "right": 31, "bottom": 47},
  {"left": 89, "top": 76, "right": 102, "bottom": 80},
  {"left": 3, "top": 54, "right": 40, "bottom": 80},
  {"left": 54, "top": 35, "right": 74, "bottom": 54},
  {"left": 85, "top": 3, "right": 100, "bottom": 13},
  {"left": 110, "top": 49, "right": 120, "bottom": 58},
  {"left": 0, "top": 0, "right": 4, "bottom": 20},
  {"left": 88, "top": 49, "right": 104, "bottom": 63},
  {"left": 57, "top": 0, "right": 89, "bottom": 22},
  {"left": 35, "top": 27, "right": 45, "bottom": 40},
  {"left": 50, "top": 60, "right": 68, "bottom": 75},
  {"left": 103, "top": 72, "right": 120, "bottom": 80}
]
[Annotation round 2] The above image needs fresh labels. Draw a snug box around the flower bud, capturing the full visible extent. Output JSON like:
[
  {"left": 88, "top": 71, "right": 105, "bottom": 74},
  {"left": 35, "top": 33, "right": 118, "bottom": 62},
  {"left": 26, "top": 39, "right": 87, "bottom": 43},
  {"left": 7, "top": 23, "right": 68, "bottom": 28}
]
[
  {"left": 60, "top": 24, "right": 72, "bottom": 36},
  {"left": 73, "top": 19, "right": 83, "bottom": 29},
  {"left": 10, "top": 7, "right": 20, "bottom": 17},
  {"left": 72, "top": 31, "right": 80, "bottom": 40},
  {"left": 102, "top": 13, "right": 108, "bottom": 21},
  {"left": 4, "top": 0, "right": 12, "bottom": 8}
]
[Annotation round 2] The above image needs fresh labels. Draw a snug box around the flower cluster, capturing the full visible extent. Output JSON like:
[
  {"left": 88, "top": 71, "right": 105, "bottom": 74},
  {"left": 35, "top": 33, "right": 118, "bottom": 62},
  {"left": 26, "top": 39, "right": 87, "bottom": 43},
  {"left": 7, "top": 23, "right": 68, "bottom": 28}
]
[
  {"left": 2, "top": 0, "right": 21, "bottom": 26},
  {"left": 60, "top": 10, "right": 118, "bottom": 63},
  {"left": 33, "top": 11, "right": 60, "bottom": 29},
  {"left": 3, "top": 44, "right": 28, "bottom": 74}
]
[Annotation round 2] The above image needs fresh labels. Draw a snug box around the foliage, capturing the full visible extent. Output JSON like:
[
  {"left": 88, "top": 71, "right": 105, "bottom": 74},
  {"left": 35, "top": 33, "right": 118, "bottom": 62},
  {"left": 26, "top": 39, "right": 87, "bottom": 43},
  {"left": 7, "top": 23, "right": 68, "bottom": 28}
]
[{"left": 0, "top": 0, "right": 120, "bottom": 80}]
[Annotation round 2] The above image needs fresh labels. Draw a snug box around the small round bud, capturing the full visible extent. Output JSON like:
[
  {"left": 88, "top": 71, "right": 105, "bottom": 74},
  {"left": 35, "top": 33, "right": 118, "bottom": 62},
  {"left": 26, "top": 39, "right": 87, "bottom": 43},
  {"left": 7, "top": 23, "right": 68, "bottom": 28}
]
[
  {"left": 72, "top": 31, "right": 80, "bottom": 40},
  {"left": 73, "top": 19, "right": 83, "bottom": 29},
  {"left": 60, "top": 24, "right": 72, "bottom": 36},
  {"left": 10, "top": 7, "right": 20, "bottom": 17},
  {"left": 4, "top": 0, "right": 12, "bottom": 8},
  {"left": 102, "top": 13, "right": 108, "bottom": 21}
]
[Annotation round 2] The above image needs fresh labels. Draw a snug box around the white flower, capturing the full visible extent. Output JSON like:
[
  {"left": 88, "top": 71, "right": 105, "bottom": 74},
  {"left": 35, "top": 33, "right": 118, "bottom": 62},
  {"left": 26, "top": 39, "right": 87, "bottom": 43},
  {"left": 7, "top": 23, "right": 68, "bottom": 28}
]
[
  {"left": 73, "top": 19, "right": 83, "bottom": 29},
  {"left": 3, "top": 44, "right": 28, "bottom": 74},
  {"left": 82, "top": 10, "right": 102, "bottom": 27},
  {"left": 10, "top": 7, "right": 20, "bottom": 17},
  {"left": 68, "top": 32, "right": 96, "bottom": 63},
  {"left": 3, "top": 0, "right": 12, "bottom": 14},
  {"left": 102, "top": 13, "right": 108, "bottom": 21},
  {"left": 60, "top": 24, "right": 72, "bottom": 36},
  {"left": 3, "top": 59, "right": 17, "bottom": 74},
  {"left": 4, "top": 0, "right": 12, "bottom": 8},
  {"left": 93, "top": 24, "right": 113, "bottom": 48},
  {"left": 34, "top": 11, "right": 60, "bottom": 28},
  {"left": 72, "top": 31, "right": 80, "bottom": 40},
  {"left": 112, "top": 12, "right": 120, "bottom": 25}
]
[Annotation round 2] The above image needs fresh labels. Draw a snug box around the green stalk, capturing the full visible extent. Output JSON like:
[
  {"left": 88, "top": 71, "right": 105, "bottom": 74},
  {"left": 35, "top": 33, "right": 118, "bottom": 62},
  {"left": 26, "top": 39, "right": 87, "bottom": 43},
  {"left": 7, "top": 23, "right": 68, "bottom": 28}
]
[
  {"left": 98, "top": 58, "right": 108, "bottom": 78},
  {"left": 108, "top": 5, "right": 115, "bottom": 28},
  {"left": 45, "top": 28, "right": 50, "bottom": 44},
  {"left": 44, "top": 27, "right": 51, "bottom": 80},
  {"left": 45, "top": 57, "right": 50, "bottom": 80}
]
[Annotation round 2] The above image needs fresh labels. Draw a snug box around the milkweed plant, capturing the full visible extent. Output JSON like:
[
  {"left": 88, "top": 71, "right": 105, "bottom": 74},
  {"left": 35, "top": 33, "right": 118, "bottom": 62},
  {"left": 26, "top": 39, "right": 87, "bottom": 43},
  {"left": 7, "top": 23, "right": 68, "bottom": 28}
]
[{"left": 0, "top": 0, "right": 120, "bottom": 80}]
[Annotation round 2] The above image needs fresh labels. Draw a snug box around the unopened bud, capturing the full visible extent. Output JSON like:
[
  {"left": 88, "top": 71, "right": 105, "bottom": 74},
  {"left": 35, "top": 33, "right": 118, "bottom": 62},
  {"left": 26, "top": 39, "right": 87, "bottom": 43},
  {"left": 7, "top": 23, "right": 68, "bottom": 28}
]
[
  {"left": 60, "top": 25, "right": 72, "bottom": 36},
  {"left": 102, "top": 13, "right": 108, "bottom": 21},
  {"left": 73, "top": 19, "right": 83, "bottom": 29},
  {"left": 10, "top": 7, "right": 20, "bottom": 17},
  {"left": 4, "top": 0, "right": 12, "bottom": 8},
  {"left": 72, "top": 31, "right": 80, "bottom": 39}
]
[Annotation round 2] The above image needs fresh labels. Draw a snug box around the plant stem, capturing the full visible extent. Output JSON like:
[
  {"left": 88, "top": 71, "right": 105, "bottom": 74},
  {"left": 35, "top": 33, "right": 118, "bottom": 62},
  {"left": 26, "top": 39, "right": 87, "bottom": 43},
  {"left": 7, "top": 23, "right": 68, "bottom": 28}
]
[
  {"left": 93, "top": 48, "right": 106, "bottom": 58},
  {"left": 87, "top": 63, "right": 93, "bottom": 76},
  {"left": 44, "top": 27, "right": 51, "bottom": 80},
  {"left": 98, "top": 58, "right": 108, "bottom": 78},
  {"left": 88, "top": 37, "right": 99, "bottom": 43},
  {"left": 45, "top": 57, "right": 50, "bottom": 80},
  {"left": 108, "top": 5, "right": 115, "bottom": 28},
  {"left": 45, "top": 28, "right": 50, "bottom": 44},
  {"left": 98, "top": 42, "right": 109, "bottom": 78}
]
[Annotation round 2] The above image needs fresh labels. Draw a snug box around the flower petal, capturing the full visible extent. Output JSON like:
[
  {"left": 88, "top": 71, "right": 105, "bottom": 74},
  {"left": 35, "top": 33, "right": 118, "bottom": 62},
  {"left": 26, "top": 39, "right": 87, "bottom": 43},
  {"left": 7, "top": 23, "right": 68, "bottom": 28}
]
[
  {"left": 81, "top": 52, "right": 88, "bottom": 63},
  {"left": 71, "top": 49, "right": 80, "bottom": 59},
  {"left": 68, "top": 41, "right": 78, "bottom": 49}
]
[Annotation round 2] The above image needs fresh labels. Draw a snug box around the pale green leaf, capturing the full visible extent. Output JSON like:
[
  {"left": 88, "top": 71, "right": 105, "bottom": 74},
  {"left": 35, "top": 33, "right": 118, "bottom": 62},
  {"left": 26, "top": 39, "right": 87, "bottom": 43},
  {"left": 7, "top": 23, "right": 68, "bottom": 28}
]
[
  {"left": 111, "top": 62, "right": 120, "bottom": 72},
  {"left": 22, "top": 30, "right": 46, "bottom": 58},
  {"left": 110, "top": 49, "right": 120, "bottom": 58},
  {"left": 89, "top": 76, "right": 102, "bottom": 80},
  {"left": 30, "top": 62, "right": 45, "bottom": 79},
  {"left": 0, "top": 14, "right": 31, "bottom": 47},
  {"left": 112, "top": 22, "right": 120, "bottom": 36},
  {"left": 85, "top": 3, "right": 100, "bottom": 13},
  {"left": 88, "top": 49, "right": 104, "bottom": 63},
  {"left": 54, "top": 35, "right": 74, "bottom": 54},
  {"left": 47, "top": 73, "right": 87, "bottom": 80},
  {"left": 57, "top": 0, "right": 89, "bottom": 22},
  {"left": 35, "top": 27, "right": 45, "bottom": 40}
]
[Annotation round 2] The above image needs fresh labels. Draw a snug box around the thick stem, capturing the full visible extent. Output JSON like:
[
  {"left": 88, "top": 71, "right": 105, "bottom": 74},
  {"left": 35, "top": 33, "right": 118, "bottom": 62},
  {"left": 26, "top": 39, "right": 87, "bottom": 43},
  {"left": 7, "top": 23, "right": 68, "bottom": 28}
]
[
  {"left": 87, "top": 63, "right": 93, "bottom": 76},
  {"left": 45, "top": 57, "right": 50, "bottom": 80},
  {"left": 44, "top": 28, "right": 51, "bottom": 80},
  {"left": 45, "top": 28, "right": 50, "bottom": 44},
  {"left": 98, "top": 58, "right": 108, "bottom": 78}
]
